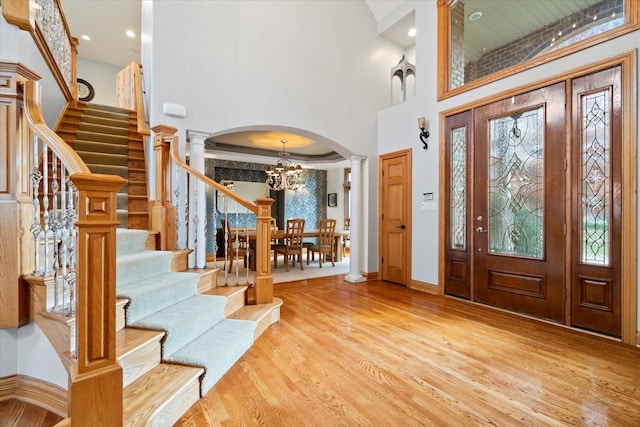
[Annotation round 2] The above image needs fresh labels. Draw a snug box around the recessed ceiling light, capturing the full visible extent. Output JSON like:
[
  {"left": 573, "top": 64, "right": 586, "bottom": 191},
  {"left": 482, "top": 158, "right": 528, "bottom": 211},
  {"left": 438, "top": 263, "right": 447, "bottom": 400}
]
[
  {"left": 468, "top": 11, "right": 483, "bottom": 21},
  {"left": 408, "top": 28, "right": 416, "bottom": 37},
  {"left": 126, "top": 30, "right": 136, "bottom": 38},
  {"left": 81, "top": 34, "right": 91, "bottom": 41}
]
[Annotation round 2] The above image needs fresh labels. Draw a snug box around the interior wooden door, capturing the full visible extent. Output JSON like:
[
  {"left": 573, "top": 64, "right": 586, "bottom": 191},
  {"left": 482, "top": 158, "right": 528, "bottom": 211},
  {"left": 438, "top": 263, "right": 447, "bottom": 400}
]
[
  {"left": 570, "top": 66, "right": 622, "bottom": 337},
  {"left": 473, "top": 82, "right": 566, "bottom": 322},
  {"left": 380, "top": 150, "right": 411, "bottom": 285}
]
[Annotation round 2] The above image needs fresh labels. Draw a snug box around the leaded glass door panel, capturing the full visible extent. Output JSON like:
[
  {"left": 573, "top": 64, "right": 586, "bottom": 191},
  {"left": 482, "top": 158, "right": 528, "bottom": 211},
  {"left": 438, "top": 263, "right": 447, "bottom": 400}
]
[
  {"left": 473, "top": 83, "right": 566, "bottom": 322},
  {"left": 571, "top": 66, "right": 621, "bottom": 337},
  {"left": 445, "top": 111, "right": 472, "bottom": 299}
]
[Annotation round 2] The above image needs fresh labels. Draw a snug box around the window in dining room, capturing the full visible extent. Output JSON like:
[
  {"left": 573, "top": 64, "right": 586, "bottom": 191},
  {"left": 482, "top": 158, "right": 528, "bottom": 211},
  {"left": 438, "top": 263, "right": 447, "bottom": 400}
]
[{"left": 343, "top": 168, "right": 351, "bottom": 220}]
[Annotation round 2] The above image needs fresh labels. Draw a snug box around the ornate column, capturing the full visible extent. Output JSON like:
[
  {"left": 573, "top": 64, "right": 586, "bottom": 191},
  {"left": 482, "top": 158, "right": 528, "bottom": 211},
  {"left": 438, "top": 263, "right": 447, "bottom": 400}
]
[
  {"left": 186, "top": 131, "right": 209, "bottom": 268},
  {"left": 254, "top": 198, "right": 274, "bottom": 304},
  {"left": 345, "top": 155, "right": 366, "bottom": 283}
]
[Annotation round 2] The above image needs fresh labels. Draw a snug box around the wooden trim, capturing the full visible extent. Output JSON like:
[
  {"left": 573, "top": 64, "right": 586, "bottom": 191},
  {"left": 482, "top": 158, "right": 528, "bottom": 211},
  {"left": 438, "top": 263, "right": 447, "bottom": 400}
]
[
  {"left": 409, "top": 280, "right": 438, "bottom": 295},
  {"left": 636, "top": 331, "right": 640, "bottom": 347},
  {"left": 1, "top": 0, "right": 33, "bottom": 32},
  {"left": 437, "top": 0, "right": 640, "bottom": 100},
  {"left": 438, "top": 51, "right": 638, "bottom": 345},
  {"left": 362, "top": 271, "right": 379, "bottom": 281},
  {"left": 0, "top": 375, "right": 68, "bottom": 418},
  {"left": 620, "top": 50, "right": 637, "bottom": 346}
]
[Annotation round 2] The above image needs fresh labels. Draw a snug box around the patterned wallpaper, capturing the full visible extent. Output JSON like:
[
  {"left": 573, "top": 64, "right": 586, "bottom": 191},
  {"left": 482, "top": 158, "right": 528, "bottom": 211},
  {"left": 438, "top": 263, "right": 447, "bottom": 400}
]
[{"left": 202, "top": 158, "right": 327, "bottom": 253}]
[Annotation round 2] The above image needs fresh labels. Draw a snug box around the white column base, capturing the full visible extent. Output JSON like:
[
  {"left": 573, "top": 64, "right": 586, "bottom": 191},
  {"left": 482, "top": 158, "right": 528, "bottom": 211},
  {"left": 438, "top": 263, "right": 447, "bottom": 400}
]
[{"left": 344, "top": 273, "right": 366, "bottom": 283}]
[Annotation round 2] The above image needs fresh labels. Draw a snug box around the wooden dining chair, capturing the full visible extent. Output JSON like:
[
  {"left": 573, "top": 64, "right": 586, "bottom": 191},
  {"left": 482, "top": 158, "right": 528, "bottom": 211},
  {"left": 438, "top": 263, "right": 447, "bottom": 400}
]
[
  {"left": 343, "top": 217, "right": 350, "bottom": 257},
  {"left": 273, "top": 218, "right": 305, "bottom": 272},
  {"left": 307, "top": 218, "right": 336, "bottom": 268},
  {"left": 220, "top": 218, "right": 248, "bottom": 272}
]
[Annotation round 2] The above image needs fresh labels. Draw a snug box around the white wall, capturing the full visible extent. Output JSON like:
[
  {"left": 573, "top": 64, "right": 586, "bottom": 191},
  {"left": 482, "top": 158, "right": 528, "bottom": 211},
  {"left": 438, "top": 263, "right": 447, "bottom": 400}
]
[
  {"left": 145, "top": 0, "right": 404, "bottom": 273},
  {"left": 379, "top": 1, "right": 640, "bottom": 329},
  {"left": 76, "top": 57, "right": 123, "bottom": 106}
]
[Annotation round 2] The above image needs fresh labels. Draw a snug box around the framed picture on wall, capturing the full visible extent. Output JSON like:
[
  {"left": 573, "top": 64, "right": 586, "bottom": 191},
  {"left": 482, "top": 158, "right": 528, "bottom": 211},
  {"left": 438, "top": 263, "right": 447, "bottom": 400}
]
[{"left": 328, "top": 193, "right": 337, "bottom": 207}]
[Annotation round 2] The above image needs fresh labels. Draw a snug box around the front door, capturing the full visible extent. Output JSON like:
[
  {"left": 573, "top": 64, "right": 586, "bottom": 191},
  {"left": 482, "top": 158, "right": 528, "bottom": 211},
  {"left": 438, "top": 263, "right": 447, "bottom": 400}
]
[
  {"left": 473, "top": 82, "right": 566, "bottom": 322},
  {"left": 380, "top": 149, "right": 411, "bottom": 285}
]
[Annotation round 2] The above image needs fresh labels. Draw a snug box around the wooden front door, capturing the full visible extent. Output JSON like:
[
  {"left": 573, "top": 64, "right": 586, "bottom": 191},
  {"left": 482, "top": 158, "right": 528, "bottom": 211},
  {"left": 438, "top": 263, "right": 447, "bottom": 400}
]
[
  {"left": 380, "top": 149, "right": 411, "bottom": 285},
  {"left": 473, "top": 82, "right": 566, "bottom": 322}
]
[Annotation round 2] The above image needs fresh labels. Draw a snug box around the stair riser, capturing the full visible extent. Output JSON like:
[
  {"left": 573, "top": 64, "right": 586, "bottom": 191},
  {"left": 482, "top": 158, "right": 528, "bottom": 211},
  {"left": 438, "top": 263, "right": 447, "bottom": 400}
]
[
  {"left": 83, "top": 109, "right": 129, "bottom": 121},
  {"left": 78, "top": 152, "right": 128, "bottom": 167},
  {"left": 140, "top": 376, "right": 200, "bottom": 427},
  {"left": 76, "top": 131, "right": 128, "bottom": 145},
  {"left": 120, "top": 338, "right": 162, "bottom": 388},
  {"left": 73, "top": 140, "right": 129, "bottom": 156},
  {"left": 79, "top": 122, "right": 130, "bottom": 136},
  {"left": 128, "top": 158, "right": 146, "bottom": 169},
  {"left": 129, "top": 170, "right": 146, "bottom": 182}
]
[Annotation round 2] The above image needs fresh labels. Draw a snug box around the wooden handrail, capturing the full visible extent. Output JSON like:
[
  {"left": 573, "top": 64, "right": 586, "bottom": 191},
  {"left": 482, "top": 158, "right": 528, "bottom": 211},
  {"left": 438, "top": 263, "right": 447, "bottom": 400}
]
[
  {"left": 23, "top": 82, "right": 89, "bottom": 174},
  {"left": 132, "top": 63, "right": 150, "bottom": 137},
  {"left": 168, "top": 138, "right": 258, "bottom": 213},
  {"left": 2, "top": 0, "right": 77, "bottom": 101}
]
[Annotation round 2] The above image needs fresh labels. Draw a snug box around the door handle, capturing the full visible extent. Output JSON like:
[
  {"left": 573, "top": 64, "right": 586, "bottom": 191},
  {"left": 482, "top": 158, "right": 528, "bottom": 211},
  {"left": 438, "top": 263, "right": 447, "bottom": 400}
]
[
  {"left": 475, "top": 226, "right": 488, "bottom": 233},
  {"left": 396, "top": 224, "right": 406, "bottom": 230}
]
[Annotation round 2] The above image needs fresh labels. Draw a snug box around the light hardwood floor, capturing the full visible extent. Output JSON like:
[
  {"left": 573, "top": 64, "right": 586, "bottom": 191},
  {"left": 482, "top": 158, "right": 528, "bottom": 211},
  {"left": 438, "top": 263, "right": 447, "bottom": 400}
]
[
  {"left": 4, "top": 276, "right": 639, "bottom": 426},
  {"left": 176, "top": 276, "right": 640, "bottom": 426}
]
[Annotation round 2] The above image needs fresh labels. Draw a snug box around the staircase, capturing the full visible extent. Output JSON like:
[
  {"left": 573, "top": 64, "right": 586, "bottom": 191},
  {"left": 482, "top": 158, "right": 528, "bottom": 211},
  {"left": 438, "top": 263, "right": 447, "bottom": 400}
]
[
  {"left": 48, "top": 228, "right": 281, "bottom": 425},
  {"left": 55, "top": 103, "right": 149, "bottom": 229}
]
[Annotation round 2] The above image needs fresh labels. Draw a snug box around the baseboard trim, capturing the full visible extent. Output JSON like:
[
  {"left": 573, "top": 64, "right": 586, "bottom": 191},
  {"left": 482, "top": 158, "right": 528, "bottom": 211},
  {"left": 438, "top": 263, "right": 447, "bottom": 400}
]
[
  {"left": 362, "top": 272, "right": 379, "bottom": 281},
  {"left": 0, "top": 374, "right": 68, "bottom": 418},
  {"left": 409, "top": 280, "right": 438, "bottom": 295}
]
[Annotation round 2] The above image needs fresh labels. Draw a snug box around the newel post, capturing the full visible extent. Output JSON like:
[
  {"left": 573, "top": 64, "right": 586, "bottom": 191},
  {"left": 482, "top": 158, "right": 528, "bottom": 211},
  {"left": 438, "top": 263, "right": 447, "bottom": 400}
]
[
  {"left": 254, "top": 198, "right": 274, "bottom": 304},
  {"left": 150, "top": 124, "right": 178, "bottom": 250},
  {"left": 69, "top": 172, "right": 125, "bottom": 426}
]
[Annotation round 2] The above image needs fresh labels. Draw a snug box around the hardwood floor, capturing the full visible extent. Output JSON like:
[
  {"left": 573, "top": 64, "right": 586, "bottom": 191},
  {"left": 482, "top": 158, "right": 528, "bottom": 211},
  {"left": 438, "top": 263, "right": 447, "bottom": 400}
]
[
  {"left": 176, "top": 277, "right": 640, "bottom": 426},
  {"left": 0, "top": 399, "right": 62, "bottom": 427}
]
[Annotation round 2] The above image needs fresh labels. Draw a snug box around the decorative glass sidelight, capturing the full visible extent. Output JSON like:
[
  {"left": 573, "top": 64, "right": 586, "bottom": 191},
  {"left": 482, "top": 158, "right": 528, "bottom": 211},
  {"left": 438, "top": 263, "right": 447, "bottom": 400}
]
[
  {"left": 450, "top": 126, "right": 467, "bottom": 249},
  {"left": 581, "top": 90, "right": 611, "bottom": 265},
  {"left": 488, "top": 108, "right": 545, "bottom": 258}
]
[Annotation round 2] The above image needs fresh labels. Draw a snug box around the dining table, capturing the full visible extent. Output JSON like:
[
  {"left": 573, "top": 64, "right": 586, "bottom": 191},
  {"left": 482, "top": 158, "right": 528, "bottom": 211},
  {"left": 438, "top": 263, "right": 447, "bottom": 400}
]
[{"left": 237, "top": 228, "right": 350, "bottom": 271}]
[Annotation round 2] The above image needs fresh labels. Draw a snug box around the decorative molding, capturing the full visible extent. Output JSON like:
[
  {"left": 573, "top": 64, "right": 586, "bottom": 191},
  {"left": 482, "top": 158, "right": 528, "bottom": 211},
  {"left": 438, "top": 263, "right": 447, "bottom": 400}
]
[
  {"left": 410, "top": 280, "right": 438, "bottom": 295},
  {"left": 0, "top": 375, "right": 68, "bottom": 418}
]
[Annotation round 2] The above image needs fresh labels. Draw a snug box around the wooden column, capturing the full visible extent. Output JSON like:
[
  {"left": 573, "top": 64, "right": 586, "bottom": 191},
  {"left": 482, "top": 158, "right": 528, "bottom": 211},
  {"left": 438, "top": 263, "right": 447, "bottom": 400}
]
[
  {"left": 68, "top": 172, "right": 125, "bottom": 427},
  {"left": 150, "top": 124, "right": 177, "bottom": 250},
  {"left": 254, "top": 198, "right": 274, "bottom": 304}
]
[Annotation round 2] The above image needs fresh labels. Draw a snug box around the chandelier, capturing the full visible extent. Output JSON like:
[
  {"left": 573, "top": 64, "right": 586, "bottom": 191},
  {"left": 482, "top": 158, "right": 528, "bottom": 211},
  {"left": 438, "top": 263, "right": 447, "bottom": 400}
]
[{"left": 265, "top": 139, "right": 302, "bottom": 191}]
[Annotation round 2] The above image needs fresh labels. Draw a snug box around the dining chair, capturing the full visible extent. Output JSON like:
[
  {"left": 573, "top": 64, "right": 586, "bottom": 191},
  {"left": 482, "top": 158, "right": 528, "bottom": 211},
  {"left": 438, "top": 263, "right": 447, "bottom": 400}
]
[
  {"left": 307, "top": 218, "right": 336, "bottom": 268},
  {"left": 343, "top": 217, "right": 350, "bottom": 257},
  {"left": 273, "top": 218, "right": 305, "bottom": 272},
  {"left": 220, "top": 218, "right": 249, "bottom": 272}
]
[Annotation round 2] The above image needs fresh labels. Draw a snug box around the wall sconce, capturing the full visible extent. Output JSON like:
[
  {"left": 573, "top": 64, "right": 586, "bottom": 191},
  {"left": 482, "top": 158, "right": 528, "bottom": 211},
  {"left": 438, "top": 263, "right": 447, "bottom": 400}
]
[{"left": 418, "top": 117, "right": 430, "bottom": 150}]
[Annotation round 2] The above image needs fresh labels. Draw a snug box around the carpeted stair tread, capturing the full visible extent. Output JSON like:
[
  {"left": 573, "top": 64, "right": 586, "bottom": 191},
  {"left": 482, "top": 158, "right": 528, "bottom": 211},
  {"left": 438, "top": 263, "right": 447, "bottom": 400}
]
[
  {"left": 72, "top": 139, "right": 129, "bottom": 155},
  {"left": 79, "top": 121, "right": 130, "bottom": 135},
  {"left": 129, "top": 294, "right": 228, "bottom": 358},
  {"left": 88, "top": 164, "right": 128, "bottom": 177},
  {"left": 75, "top": 130, "right": 129, "bottom": 145},
  {"left": 84, "top": 103, "right": 131, "bottom": 115},
  {"left": 75, "top": 151, "right": 128, "bottom": 167},
  {"left": 117, "top": 272, "right": 200, "bottom": 324},
  {"left": 117, "top": 228, "right": 148, "bottom": 255},
  {"left": 116, "top": 251, "right": 175, "bottom": 286},
  {"left": 164, "top": 318, "right": 255, "bottom": 396},
  {"left": 82, "top": 114, "right": 130, "bottom": 128},
  {"left": 82, "top": 107, "right": 129, "bottom": 121}
]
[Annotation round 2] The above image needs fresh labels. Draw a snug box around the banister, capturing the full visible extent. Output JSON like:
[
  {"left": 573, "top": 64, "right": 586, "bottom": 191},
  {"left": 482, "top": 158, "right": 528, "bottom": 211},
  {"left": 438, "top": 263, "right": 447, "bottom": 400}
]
[
  {"left": 168, "top": 138, "right": 258, "bottom": 213},
  {"left": 21, "top": 78, "right": 124, "bottom": 426},
  {"left": 23, "top": 81, "right": 89, "bottom": 175}
]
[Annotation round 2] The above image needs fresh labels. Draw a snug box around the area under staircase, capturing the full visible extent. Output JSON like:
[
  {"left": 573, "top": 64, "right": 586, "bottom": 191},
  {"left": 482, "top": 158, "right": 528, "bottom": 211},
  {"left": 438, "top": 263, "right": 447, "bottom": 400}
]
[{"left": 55, "top": 103, "right": 149, "bottom": 229}]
